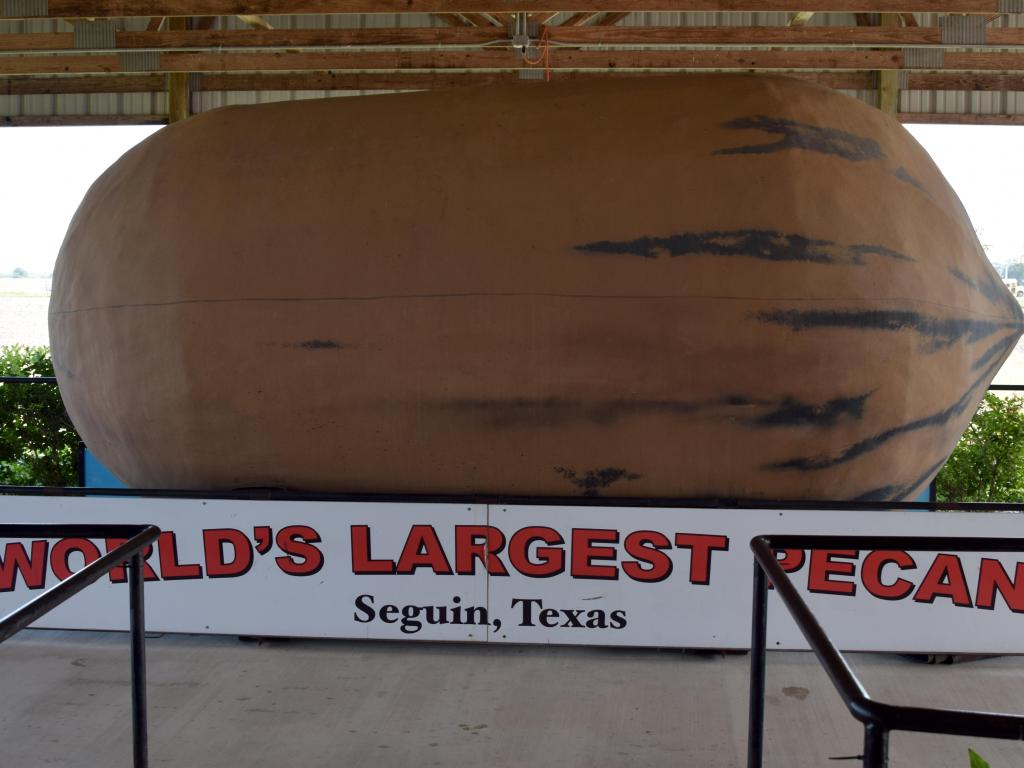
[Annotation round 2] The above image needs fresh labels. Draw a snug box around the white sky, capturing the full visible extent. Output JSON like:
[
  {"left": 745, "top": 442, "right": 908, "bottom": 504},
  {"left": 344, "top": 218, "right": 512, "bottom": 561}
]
[
  {"left": 0, "top": 125, "right": 160, "bottom": 275},
  {"left": 0, "top": 122, "right": 1021, "bottom": 275}
]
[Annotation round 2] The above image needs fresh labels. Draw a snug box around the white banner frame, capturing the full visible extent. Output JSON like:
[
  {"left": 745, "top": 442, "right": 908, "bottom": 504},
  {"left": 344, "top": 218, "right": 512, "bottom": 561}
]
[{"left": 0, "top": 495, "right": 1021, "bottom": 653}]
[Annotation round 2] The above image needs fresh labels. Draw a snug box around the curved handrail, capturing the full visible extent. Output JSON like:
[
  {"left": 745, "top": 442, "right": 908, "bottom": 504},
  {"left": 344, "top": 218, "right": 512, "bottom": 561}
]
[
  {"left": 0, "top": 522, "right": 161, "bottom": 768},
  {"left": 748, "top": 533, "right": 1024, "bottom": 768}
]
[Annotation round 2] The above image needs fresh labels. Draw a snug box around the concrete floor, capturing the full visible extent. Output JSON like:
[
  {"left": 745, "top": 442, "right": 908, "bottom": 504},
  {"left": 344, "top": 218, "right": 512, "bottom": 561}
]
[{"left": 0, "top": 631, "right": 1021, "bottom": 767}]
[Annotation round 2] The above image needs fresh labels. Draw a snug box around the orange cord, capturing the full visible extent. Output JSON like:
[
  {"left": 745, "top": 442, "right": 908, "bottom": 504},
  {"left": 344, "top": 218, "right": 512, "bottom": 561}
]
[{"left": 522, "top": 25, "right": 551, "bottom": 82}]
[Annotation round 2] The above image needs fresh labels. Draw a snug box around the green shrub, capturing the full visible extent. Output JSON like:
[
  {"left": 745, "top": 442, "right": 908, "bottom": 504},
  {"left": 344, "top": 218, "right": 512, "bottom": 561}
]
[
  {"left": 0, "top": 345, "right": 80, "bottom": 486},
  {"left": 935, "top": 392, "right": 1024, "bottom": 503}
]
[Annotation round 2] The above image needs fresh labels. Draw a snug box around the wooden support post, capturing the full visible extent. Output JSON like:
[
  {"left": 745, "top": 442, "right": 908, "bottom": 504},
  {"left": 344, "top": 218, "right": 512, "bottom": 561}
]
[
  {"left": 878, "top": 12, "right": 900, "bottom": 115},
  {"left": 166, "top": 16, "right": 189, "bottom": 122}
]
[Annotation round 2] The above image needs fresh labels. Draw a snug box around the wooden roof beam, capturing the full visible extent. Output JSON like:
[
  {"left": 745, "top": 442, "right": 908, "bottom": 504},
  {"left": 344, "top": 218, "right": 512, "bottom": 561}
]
[
  {"left": 11, "top": 112, "right": 1022, "bottom": 128},
  {"left": 596, "top": 12, "right": 630, "bottom": 25},
  {"left": 2, "top": 115, "right": 168, "bottom": 126},
  {"left": 6, "top": 24, "right": 1024, "bottom": 52},
  {"left": 8, "top": 70, "right": 1024, "bottom": 96},
  {"left": 0, "top": 2, "right": 1015, "bottom": 21},
  {"left": 562, "top": 12, "right": 601, "bottom": 25},
  {"left": 11, "top": 48, "right": 1024, "bottom": 76},
  {"left": 459, "top": 13, "right": 494, "bottom": 26},
  {"left": 237, "top": 14, "right": 272, "bottom": 29},
  {"left": 4, "top": 71, "right": 879, "bottom": 96},
  {"left": 434, "top": 13, "right": 469, "bottom": 26},
  {"left": 899, "top": 113, "right": 1024, "bottom": 125}
]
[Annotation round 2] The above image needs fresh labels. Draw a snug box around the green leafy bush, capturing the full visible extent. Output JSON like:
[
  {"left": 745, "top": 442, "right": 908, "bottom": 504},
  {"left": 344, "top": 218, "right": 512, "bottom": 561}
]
[
  {"left": 0, "top": 345, "right": 80, "bottom": 486},
  {"left": 935, "top": 392, "right": 1024, "bottom": 503}
]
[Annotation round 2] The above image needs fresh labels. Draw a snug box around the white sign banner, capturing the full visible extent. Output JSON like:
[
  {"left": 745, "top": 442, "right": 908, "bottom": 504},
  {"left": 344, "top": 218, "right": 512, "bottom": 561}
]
[{"left": 0, "top": 496, "right": 1021, "bottom": 653}]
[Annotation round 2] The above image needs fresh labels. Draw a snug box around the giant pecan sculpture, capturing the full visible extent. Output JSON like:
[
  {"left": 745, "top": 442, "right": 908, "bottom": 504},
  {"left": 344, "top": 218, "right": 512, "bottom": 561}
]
[{"left": 50, "top": 74, "right": 1023, "bottom": 499}]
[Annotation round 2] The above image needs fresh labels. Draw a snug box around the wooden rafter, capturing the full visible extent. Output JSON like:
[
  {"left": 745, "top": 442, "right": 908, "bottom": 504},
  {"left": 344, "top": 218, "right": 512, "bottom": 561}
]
[
  {"left": 460, "top": 12, "right": 497, "bottom": 26},
  {"left": 5, "top": 24, "right": 1024, "bottom": 53},
  {"left": 21, "top": 48, "right": 1024, "bottom": 77},
  {"left": 434, "top": 13, "right": 468, "bottom": 26},
  {"left": 899, "top": 113, "right": 1024, "bottom": 125},
  {"left": 596, "top": 12, "right": 629, "bottom": 25},
  {"left": 145, "top": 16, "right": 164, "bottom": 30},
  {"left": 562, "top": 12, "right": 601, "bottom": 26},
  {"left": 2, "top": 115, "right": 168, "bottom": 126},
  {"left": 236, "top": 14, "right": 272, "bottom": 29},
  {"left": 13, "top": 113, "right": 1021, "bottom": 128},
  {"left": 7, "top": 71, "right": 1024, "bottom": 96},
  {"left": 0, "top": 1, "right": 1013, "bottom": 21}
]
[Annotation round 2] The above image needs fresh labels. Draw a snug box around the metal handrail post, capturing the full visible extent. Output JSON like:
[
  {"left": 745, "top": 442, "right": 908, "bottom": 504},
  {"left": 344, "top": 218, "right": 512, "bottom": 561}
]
[
  {"left": 747, "top": 561, "right": 768, "bottom": 768},
  {"left": 0, "top": 524, "right": 159, "bottom": 766},
  {"left": 129, "top": 552, "right": 148, "bottom": 768},
  {"left": 749, "top": 534, "right": 1024, "bottom": 767},
  {"left": 863, "top": 723, "right": 889, "bottom": 768}
]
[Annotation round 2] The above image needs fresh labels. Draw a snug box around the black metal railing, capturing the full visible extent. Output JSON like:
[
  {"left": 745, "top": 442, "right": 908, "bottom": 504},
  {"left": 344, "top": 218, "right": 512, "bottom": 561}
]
[
  {"left": 748, "top": 534, "right": 1024, "bottom": 768},
  {"left": 0, "top": 376, "right": 57, "bottom": 384},
  {"left": 0, "top": 523, "right": 161, "bottom": 768},
  {"left": 5, "top": 484, "right": 1024, "bottom": 512}
]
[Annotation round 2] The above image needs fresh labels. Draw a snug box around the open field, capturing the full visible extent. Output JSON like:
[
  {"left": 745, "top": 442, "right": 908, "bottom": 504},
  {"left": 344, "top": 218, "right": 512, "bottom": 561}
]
[
  {"left": 0, "top": 295, "right": 49, "bottom": 348},
  {"left": 0, "top": 277, "right": 51, "bottom": 297},
  {"left": 990, "top": 336, "right": 1024, "bottom": 388}
]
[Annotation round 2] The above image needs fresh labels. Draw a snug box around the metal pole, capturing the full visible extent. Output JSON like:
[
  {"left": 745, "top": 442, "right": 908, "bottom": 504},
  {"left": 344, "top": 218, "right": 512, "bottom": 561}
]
[
  {"left": 747, "top": 560, "right": 769, "bottom": 768},
  {"left": 862, "top": 724, "right": 889, "bottom": 768},
  {"left": 129, "top": 552, "right": 149, "bottom": 768},
  {"left": 76, "top": 441, "right": 86, "bottom": 487}
]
